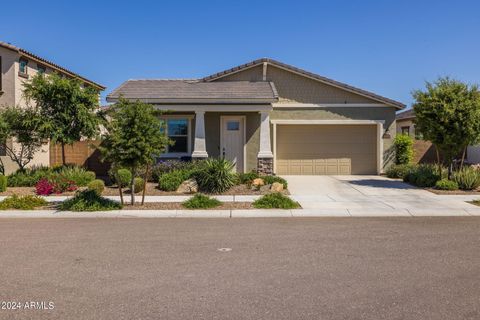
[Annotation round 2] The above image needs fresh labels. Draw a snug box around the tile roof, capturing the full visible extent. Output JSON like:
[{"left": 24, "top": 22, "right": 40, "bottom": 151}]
[
  {"left": 396, "top": 108, "right": 415, "bottom": 120},
  {"left": 202, "top": 58, "right": 405, "bottom": 109},
  {"left": 106, "top": 80, "right": 278, "bottom": 103},
  {"left": 0, "top": 41, "right": 105, "bottom": 90}
]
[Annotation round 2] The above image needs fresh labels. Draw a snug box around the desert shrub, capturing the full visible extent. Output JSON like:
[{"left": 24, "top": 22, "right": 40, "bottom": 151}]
[
  {"left": 253, "top": 193, "right": 300, "bottom": 209},
  {"left": 59, "top": 189, "right": 122, "bottom": 211},
  {"left": 0, "top": 175, "right": 7, "bottom": 192},
  {"left": 403, "top": 164, "right": 441, "bottom": 187},
  {"left": 87, "top": 179, "right": 105, "bottom": 195},
  {"left": 151, "top": 160, "right": 201, "bottom": 182},
  {"left": 386, "top": 164, "right": 415, "bottom": 179},
  {"left": 58, "top": 166, "right": 95, "bottom": 186},
  {"left": 133, "top": 177, "right": 144, "bottom": 193},
  {"left": 435, "top": 179, "right": 459, "bottom": 191},
  {"left": 263, "top": 175, "right": 288, "bottom": 189},
  {"left": 452, "top": 167, "right": 480, "bottom": 190},
  {"left": 0, "top": 195, "right": 47, "bottom": 210},
  {"left": 236, "top": 171, "right": 259, "bottom": 185},
  {"left": 394, "top": 134, "right": 414, "bottom": 165},
  {"left": 182, "top": 194, "right": 221, "bottom": 209},
  {"left": 7, "top": 166, "right": 53, "bottom": 187},
  {"left": 116, "top": 169, "right": 132, "bottom": 188},
  {"left": 193, "top": 158, "right": 236, "bottom": 193},
  {"left": 158, "top": 170, "right": 192, "bottom": 191}
]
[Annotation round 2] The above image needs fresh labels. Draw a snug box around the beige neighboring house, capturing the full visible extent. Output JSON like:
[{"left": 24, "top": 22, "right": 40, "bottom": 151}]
[
  {"left": 0, "top": 41, "right": 105, "bottom": 174},
  {"left": 108, "top": 58, "right": 405, "bottom": 175}
]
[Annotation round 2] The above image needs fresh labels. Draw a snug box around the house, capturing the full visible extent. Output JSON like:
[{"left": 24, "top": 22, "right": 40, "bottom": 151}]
[
  {"left": 0, "top": 41, "right": 105, "bottom": 173},
  {"left": 107, "top": 58, "right": 405, "bottom": 175}
]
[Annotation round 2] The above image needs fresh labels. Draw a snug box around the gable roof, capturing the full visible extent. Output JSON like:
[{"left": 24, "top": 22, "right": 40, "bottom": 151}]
[
  {"left": 106, "top": 80, "right": 278, "bottom": 104},
  {"left": 202, "top": 58, "right": 405, "bottom": 109},
  {"left": 396, "top": 108, "right": 415, "bottom": 120},
  {"left": 0, "top": 41, "right": 105, "bottom": 90}
]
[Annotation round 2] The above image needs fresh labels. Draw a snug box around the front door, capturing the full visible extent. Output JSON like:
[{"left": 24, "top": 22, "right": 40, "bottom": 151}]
[{"left": 221, "top": 116, "right": 245, "bottom": 172}]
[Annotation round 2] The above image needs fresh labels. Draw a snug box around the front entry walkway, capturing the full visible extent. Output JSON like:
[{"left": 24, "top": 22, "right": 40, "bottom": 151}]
[{"left": 285, "top": 175, "right": 480, "bottom": 216}]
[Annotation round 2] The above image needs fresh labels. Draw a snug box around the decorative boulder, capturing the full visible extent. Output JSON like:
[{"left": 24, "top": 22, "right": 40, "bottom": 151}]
[
  {"left": 259, "top": 184, "right": 271, "bottom": 193},
  {"left": 252, "top": 178, "right": 265, "bottom": 187},
  {"left": 270, "top": 182, "right": 284, "bottom": 192},
  {"left": 176, "top": 179, "right": 198, "bottom": 194}
]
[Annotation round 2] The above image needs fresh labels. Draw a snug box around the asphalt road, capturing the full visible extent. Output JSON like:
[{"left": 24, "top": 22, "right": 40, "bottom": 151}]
[{"left": 1, "top": 218, "right": 480, "bottom": 320}]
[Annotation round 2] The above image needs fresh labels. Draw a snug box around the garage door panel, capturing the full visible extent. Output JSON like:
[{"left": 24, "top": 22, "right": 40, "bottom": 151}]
[{"left": 276, "top": 125, "right": 377, "bottom": 175}]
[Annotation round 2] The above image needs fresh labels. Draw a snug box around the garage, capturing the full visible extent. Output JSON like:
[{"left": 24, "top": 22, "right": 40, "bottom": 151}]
[{"left": 275, "top": 124, "right": 378, "bottom": 175}]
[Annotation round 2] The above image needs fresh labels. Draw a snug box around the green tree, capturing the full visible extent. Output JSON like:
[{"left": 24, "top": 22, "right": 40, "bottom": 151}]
[
  {"left": 413, "top": 77, "right": 480, "bottom": 177},
  {"left": 23, "top": 73, "right": 101, "bottom": 165},
  {"left": 99, "top": 99, "right": 170, "bottom": 205},
  {"left": 394, "top": 134, "right": 414, "bottom": 165},
  {"left": 0, "top": 106, "right": 45, "bottom": 171}
]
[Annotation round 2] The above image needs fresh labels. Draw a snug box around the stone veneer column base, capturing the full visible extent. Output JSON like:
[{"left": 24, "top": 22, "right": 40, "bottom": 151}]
[{"left": 257, "top": 158, "right": 274, "bottom": 175}]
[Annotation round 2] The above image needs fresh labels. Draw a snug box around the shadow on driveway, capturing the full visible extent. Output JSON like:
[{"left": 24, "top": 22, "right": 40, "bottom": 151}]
[{"left": 347, "top": 179, "right": 418, "bottom": 190}]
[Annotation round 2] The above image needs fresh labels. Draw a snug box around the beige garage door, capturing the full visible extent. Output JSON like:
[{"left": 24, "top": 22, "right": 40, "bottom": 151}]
[{"left": 276, "top": 125, "right": 377, "bottom": 175}]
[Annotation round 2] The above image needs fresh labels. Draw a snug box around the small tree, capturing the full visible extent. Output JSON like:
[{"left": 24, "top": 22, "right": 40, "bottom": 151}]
[
  {"left": 394, "top": 134, "right": 414, "bottom": 165},
  {"left": 413, "top": 77, "right": 480, "bottom": 177},
  {"left": 0, "top": 106, "right": 45, "bottom": 171},
  {"left": 23, "top": 73, "right": 101, "bottom": 165},
  {"left": 99, "top": 99, "right": 170, "bottom": 205}
]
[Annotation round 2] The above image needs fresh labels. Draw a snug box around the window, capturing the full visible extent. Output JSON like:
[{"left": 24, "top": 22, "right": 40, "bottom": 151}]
[
  {"left": 37, "top": 64, "right": 46, "bottom": 74},
  {"left": 227, "top": 120, "right": 240, "bottom": 131},
  {"left": 162, "top": 118, "right": 191, "bottom": 154},
  {"left": 401, "top": 126, "right": 410, "bottom": 135},
  {"left": 19, "top": 58, "right": 28, "bottom": 74}
]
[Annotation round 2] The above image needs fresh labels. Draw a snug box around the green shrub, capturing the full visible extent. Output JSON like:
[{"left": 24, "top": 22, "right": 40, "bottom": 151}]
[
  {"left": 386, "top": 164, "right": 415, "bottom": 179},
  {"left": 452, "top": 167, "right": 480, "bottom": 190},
  {"left": 0, "top": 195, "right": 47, "bottom": 210},
  {"left": 133, "top": 177, "right": 144, "bottom": 193},
  {"left": 7, "top": 166, "right": 53, "bottom": 187},
  {"left": 394, "top": 134, "right": 414, "bottom": 165},
  {"left": 435, "top": 179, "right": 459, "bottom": 190},
  {"left": 58, "top": 166, "right": 96, "bottom": 186},
  {"left": 0, "top": 175, "right": 7, "bottom": 192},
  {"left": 151, "top": 160, "right": 202, "bottom": 182},
  {"left": 236, "top": 171, "right": 259, "bottom": 185},
  {"left": 87, "top": 179, "right": 105, "bottom": 195},
  {"left": 59, "top": 190, "right": 122, "bottom": 211},
  {"left": 116, "top": 169, "right": 132, "bottom": 188},
  {"left": 263, "top": 175, "right": 288, "bottom": 189},
  {"left": 158, "top": 170, "right": 192, "bottom": 191},
  {"left": 403, "top": 164, "right": 441, "bottom": 187},
  {"left": 182, "top": 194, "right": 221, "bottom": 209},
  {"left": 253, "top": 193, "right": 300, "bottom": 209},
  {"left": 193, "top": 158, "right": 236, "bottom": 193}
]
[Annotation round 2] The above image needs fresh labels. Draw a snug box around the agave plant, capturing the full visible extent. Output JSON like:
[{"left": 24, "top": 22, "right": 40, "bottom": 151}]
[{"left": 193, "top": 158, "right": 236, "bottom": 193}]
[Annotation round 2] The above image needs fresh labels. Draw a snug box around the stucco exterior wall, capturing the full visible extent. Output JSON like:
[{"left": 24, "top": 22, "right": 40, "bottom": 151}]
[{"left": 270, "top": 107, "right": 397, "bottom": 170}]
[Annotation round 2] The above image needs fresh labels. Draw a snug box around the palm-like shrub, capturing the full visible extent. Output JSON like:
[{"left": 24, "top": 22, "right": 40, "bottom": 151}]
[
  {"left": 194, "top": 158, "right": 236, "bottom": 193},
  {"left": 452, "top": 167, "right": 480, "bottom": 190}
]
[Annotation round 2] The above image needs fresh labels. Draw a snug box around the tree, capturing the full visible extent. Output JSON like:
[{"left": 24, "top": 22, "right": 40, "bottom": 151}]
[
  {"left": 412, "top": 77, "right": 480, "bottom": 177},
  {"left": 23, "top": 73, "right": 101, "bottom": 165},
  {"left": 0, "top": 106, "right": 45, "bottom": 171},
  {"left": 99, "top": 99, "right": 170, "bottom": 205}
]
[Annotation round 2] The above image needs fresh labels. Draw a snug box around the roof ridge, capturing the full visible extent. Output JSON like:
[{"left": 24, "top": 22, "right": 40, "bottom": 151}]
[{"left": 202, "top": 58, "right": 405, "bottom": 109}]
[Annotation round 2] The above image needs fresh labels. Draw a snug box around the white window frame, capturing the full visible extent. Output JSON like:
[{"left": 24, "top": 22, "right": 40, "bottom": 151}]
[{"left": 159, "top": 115, "right": 193, "bottom": 158}]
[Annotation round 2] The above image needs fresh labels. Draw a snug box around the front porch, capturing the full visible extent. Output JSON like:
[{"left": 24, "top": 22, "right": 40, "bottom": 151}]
[{"left": 156, "top": 105, "right": 274, "bottom": 174}]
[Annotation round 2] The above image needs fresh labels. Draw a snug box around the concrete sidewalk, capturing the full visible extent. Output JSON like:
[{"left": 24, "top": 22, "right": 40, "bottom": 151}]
[{"left": 2, "top": 207, "right": 480, "bottom": 218}]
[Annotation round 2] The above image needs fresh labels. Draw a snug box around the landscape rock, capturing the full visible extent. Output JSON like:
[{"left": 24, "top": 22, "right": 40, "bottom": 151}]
[
  {"left": 176, "top": 179, "right": 198, "bottom": 194},
  {"left": 260, "top": 184, "right": 271, "bottom": 193},
  {"left": 270, "top": 182, "right": 284, "bottom": 192},
  {"left": 252, "top": 178, "right": 265, "bottom": 187}
]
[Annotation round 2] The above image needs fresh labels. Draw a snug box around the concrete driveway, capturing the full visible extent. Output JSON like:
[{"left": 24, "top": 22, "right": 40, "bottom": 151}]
[{"left": 284, "top": 175, "right": 480, "bottom": 216}]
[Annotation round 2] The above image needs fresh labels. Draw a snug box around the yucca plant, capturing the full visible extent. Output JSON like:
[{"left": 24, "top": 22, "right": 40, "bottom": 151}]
[
  {"left": 193, "top": 158, "right": 236, "bottom": 193},
  {"left": 452, "top": 167, "right": 480, "bottom": 190}
]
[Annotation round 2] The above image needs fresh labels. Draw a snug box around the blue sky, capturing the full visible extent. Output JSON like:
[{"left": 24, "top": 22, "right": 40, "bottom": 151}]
[{"left": 2, "top": 0, "right": 479, "bottom": 106}]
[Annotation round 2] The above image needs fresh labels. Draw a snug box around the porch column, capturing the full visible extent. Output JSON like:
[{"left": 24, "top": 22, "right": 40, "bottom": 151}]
[
  {"left": 257, "top": 111, "right": 273, "bottom": 174},
  {"left": 191, "top": 110, "right": 208, "bottom": 158}
]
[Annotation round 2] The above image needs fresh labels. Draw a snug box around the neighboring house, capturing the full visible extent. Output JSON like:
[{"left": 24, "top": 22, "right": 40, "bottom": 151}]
[
  {"left": 107, "top": 58, "right": 405, "bottom": 175},
  {"left": 396, "top": 108, "right": 480, "bottom": 164},
  {"left": 0, "top": 41, "right": 105, "bottom": 174}
]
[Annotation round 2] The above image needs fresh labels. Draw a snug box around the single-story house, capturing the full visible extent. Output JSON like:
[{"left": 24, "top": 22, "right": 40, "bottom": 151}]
[{"left": 107, "top": 58, "right": 405, "bottom": 175}]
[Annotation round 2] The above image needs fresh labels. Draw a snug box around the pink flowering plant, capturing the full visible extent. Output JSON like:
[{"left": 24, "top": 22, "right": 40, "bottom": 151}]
[{"left": 35, "top": 174, "right": 77, "bottom": 195}]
